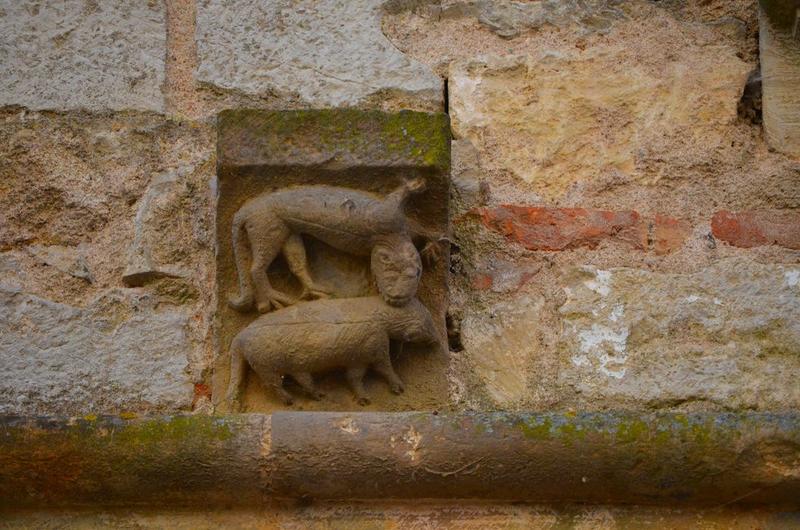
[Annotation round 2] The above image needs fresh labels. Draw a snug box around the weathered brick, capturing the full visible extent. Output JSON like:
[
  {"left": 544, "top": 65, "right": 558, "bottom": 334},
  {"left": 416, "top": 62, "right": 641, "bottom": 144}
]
[
  {"left": 652, "top": 215, "right": 691, "bottom": 255},
  {"left": 471, "top": 273, "right": 494, "bottom": 291},
  {"left": 474, "top": 206, "right": 646, "bottom": 251},
  {"left": 711, "top": 210, "right": 800, "bottom": 249}
]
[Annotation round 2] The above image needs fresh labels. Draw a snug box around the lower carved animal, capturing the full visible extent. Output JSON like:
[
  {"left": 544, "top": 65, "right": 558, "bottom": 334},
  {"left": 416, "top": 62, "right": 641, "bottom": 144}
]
[{"left": 225, "top": 296, "right": 440, "bottom": 407}]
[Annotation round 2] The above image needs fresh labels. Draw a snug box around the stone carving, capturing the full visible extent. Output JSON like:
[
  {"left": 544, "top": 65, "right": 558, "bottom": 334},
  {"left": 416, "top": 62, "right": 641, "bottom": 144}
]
[
  {"left": 228, "top": 178, "right": 437, "bottom": 313},
  {"left": 224, "top": 179, "right": 448, "bottom": 407},
  {"left": 226, "top": 297, "right": 440, "bottom": 407},
  {"left": 215, "top": 109, "right": 450, "bottom": 411}
]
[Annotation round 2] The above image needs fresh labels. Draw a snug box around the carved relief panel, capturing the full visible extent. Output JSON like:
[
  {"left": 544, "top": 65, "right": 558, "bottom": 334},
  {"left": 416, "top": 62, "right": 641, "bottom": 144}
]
[{"left": 212, "top": 110, "right": 450, "bottom": 411}]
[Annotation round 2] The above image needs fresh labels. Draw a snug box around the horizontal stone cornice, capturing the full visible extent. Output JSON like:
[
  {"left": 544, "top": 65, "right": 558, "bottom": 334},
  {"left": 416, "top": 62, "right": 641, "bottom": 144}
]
[{"left": 1, "top": 412, "right": 798, "bottom": 508}]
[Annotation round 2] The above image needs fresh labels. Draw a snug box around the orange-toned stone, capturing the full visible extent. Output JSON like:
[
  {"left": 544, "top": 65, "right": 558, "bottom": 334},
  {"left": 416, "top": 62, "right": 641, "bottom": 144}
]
[{"left": 711, "top": 210, "right": 800, "bottom": 249}]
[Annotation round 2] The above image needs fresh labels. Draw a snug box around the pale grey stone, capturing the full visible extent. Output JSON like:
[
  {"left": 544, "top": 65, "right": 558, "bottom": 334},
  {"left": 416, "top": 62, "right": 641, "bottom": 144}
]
[
  {"left": 458, "top": 259, "right": 800, "bottom": 410},
  {"left": 123, "top": 168, "right": 192, "bottom": 287},
  {"left": 760, "top": 7, "right": 800, "bottom": 157},
  {"left": 0, "top": 0, "right": 165, "bottom": 111},
  {"left": 26, "top": 244, "right": 93, "bottom": 282},
  {"left": 0, "top": 287, "right": 195, "bottom": 414},
  {"left": 558, "top": 259, "right": 800, "bottom": 409},
  {"left": 471, "top": 0, "right": 624, "bottom": 38},
  {"left": 195, "top": 0, "right": 442, "bottom": 108}
]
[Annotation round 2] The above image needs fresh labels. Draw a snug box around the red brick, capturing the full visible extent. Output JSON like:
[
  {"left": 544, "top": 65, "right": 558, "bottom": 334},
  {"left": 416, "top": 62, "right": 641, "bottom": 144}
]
[
  {"left": 193, "top": 382, "right": 212, "bottom": 405},
  {"left": 474, "top": 206, "right": 647, "bottom": 251},
  {"left": 711, "top": 210, "right": 800, "bottom": 249},
  {"left": 471, "top": 273, "right": 494, "bottom": 290},
  {"left": 652, "top": 215, "right": 691, "bottom": 255}
]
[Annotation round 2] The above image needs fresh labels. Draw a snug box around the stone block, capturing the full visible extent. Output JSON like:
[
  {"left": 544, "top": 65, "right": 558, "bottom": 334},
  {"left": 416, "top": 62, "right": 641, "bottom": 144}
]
[
  {"left": 195, "top": 0, "right": 442, "bottom": 110},
  {"left": 558, "top": 259, "right": 800, "bottom": 409},
  {"left": 213, "top": 109, "right": 451, "bottom": 412},
  {"left": 449, "top": 46, "right": 749, "bottom": 198},
  {"left": 758, "top": 3, "right": 800, "bottom": 157},
  {"left": 0, "top": 110, "right": 215, "bottom": 413},
  {"left": 0, "top": 288, "right": 195, "bottom": 415},
  {"left": 0, "top": 1, "right": 166, "bottom": 112},
  {"left": 458, "top": 259, "right": 800, "bottom": 410}
]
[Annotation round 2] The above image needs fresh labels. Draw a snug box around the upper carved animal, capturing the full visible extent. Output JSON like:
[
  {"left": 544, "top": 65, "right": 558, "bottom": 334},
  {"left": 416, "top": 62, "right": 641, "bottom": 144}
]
[{"left": 229, "top": 179, "right": 431, "bottom": 313}]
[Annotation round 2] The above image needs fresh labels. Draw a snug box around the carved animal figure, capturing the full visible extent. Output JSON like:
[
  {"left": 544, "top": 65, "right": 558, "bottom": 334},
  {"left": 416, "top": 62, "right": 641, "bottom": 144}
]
[
  {"left": 229, "top": 179, "right": 431, "bottom": 313},
  {"left": 225, "top": 296, "right": 440, "bottom": 407}
]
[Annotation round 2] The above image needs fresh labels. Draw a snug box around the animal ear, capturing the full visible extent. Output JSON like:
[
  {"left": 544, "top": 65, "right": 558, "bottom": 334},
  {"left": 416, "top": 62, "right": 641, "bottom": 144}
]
[{"left": 405, "top": 178, "right": 426, "bottom": 194}]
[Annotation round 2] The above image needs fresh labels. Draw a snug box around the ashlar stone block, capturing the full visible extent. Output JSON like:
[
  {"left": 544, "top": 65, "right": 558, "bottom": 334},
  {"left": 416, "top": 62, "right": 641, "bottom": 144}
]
[
  {"left": 0, "top": 0, "right": 166, "bottom": 112},
  {"left": 196, "top": 0, "right": 442, "bottom": 110}
]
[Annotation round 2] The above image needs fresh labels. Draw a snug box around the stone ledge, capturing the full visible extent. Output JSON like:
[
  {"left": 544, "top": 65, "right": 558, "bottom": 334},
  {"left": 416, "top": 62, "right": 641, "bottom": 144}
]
[
  {"left": 1, "top": 412, "right": 798, "bottom": 508},
  {"left": 217, "top": 109, "right": 451, "bottom": 173}
]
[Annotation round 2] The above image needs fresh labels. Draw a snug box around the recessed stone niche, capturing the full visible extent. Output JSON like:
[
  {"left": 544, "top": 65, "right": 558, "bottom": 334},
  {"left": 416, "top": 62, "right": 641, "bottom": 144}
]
[{"left": 212, "top": 109, "right": 451, "bottom": 412}]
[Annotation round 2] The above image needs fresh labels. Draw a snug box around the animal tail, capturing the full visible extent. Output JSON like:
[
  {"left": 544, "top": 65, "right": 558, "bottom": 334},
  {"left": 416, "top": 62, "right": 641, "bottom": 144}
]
[
  {"left": 400, "top": 177, "right": 426, "bottom": 204},
  {"left": 386, "top": 177, "right": 427, "bottom": 213},
  {"left": 225, "top": 337, "right": 246, "bottom": 411},
  {"left": 228, "top": 209, "right": 254, "bottom": 311}
]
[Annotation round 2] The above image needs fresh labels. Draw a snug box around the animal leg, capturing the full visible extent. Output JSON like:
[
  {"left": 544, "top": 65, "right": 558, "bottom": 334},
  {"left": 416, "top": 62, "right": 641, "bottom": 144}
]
[
  {"left": 291, "top": 372, "right": 325, "bottom": 400},
  {"left": 248, "top": 224, "right": 295, "bottom": 313},
  {"left": 282, "top": 233, "right": 331, "bottom": 300},
  {"left": 345, "top": 365, "right": 370, "bottom": 406},
  {"left": 229, "top": 212, "right": 255, "bottom": 311},
  {"left": 225, "top": 340, "right": 247, "bottom": 411},
  {"left": 262, "top": 372, "right": 294, "bottom": 406},
  {"left": 373, "top": 351, "right": 405, "bottom": 395}
]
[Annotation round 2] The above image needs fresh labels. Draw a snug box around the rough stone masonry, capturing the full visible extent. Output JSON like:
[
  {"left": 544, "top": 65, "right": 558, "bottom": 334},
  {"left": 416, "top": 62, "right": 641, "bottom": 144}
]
[{"left": 1, "top": 0, "right": 799, "bottom": 524}]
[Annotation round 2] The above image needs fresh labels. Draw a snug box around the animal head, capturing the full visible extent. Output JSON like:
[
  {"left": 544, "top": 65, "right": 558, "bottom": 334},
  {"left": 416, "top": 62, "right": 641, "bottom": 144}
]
[
  {"left": 371, "top": 234, "right": 422, "bottom": 306},
  {"left": 387, "top": 298, "right": 440, "bottom": 346}
]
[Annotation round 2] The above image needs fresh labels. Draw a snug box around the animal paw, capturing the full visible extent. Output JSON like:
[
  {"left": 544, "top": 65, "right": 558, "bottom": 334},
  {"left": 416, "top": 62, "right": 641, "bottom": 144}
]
[
  {"left": 309, "top": 289, "right": 331, "bottom": 300},
  {"left": 421, "top": 240, "right": 442, "bottom": 266},
  {"left": 313, "top": 391, "right": 326, "bottom": 401},
  {"left": 301, "top": 285, "right": 332, "bottom": 301},
  {"left": 391, "top": 383, "right": 405, "bottom": 395},
  {"left": 357, "top": 396, "right": 371, "bottom": 406},
  {"left": 228, "top": 292, "right": 254, "bottom": 312}
]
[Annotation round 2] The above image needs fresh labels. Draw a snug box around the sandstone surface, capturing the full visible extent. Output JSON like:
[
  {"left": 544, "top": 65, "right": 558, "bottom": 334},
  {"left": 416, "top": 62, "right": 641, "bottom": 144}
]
[
  {"left": 759, "top": 3, "right": 800, "bottom": 157},
  {"left": 457, "top": 259, "right": 800, "bottom": 411},
  {"left": 449, "top": 49, "right": 750, "bottom": 198},
  {"left": 0, "top": 111, "right": 215, "bottom": 414}
]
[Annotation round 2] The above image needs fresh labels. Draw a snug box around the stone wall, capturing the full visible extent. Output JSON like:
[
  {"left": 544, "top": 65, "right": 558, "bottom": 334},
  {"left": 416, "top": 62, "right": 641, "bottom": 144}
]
[
  {"left": 1, "top": 0, "right": 798, "bottom": 416},
  {"left": 386, "top": 0, "right": 800, "bottom": 412},
  {"left": 0, "top": 0, "right": 798, "bottom": 523}
]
